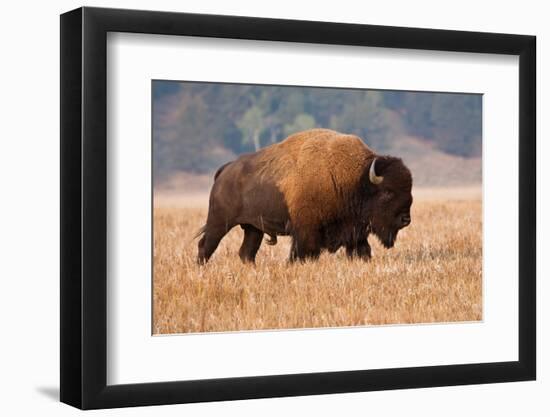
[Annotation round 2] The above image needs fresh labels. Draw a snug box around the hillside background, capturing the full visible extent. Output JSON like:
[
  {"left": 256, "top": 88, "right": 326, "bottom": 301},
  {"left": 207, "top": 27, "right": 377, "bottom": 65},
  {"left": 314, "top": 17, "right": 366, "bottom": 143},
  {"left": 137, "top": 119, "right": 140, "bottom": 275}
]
[{"left": 153, "top": 81, "right": 482, "bottom": 191}]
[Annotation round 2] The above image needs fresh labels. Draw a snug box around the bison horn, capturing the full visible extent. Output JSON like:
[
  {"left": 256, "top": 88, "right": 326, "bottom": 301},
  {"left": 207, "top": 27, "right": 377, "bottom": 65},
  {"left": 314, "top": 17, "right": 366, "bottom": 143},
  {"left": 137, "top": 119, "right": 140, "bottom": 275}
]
[{"left": 369, "top": 158, "right": 384, "bottom": 185}]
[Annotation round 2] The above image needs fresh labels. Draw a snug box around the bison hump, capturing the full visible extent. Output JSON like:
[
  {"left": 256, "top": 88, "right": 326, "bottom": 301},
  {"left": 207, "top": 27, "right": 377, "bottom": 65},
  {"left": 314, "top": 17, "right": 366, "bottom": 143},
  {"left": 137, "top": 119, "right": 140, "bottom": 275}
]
[{"left": 260, "top": 129, "right": 374, "bottom": 227}]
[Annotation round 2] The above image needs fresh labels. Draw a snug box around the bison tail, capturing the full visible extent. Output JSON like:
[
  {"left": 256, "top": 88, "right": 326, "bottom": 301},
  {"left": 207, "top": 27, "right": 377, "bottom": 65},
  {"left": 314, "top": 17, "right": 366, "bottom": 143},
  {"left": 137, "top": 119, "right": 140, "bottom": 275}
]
[
  {"left": 265, "top": 234, "right": 278, "bottom": 246},
  {"left": 193, "top": 225, "right": 207, "bottom": 240}
]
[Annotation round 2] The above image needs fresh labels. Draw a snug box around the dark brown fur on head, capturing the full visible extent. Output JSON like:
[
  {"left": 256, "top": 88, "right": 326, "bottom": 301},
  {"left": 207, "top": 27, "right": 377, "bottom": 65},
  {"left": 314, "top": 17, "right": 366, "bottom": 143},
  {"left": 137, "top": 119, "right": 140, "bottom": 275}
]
[
  {"left": 360, "top": 156, "right": 413, "bottom": 248},
  {"left": 319, "top": 155, "right": 412, "bottom": 254}
]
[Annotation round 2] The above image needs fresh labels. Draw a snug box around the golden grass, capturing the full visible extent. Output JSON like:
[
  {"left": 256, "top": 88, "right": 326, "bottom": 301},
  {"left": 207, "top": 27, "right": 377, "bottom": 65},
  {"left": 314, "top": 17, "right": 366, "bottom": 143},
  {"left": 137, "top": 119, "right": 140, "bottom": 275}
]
[{"left": 153, "top": 189, "right": 482, "bottom": 334}]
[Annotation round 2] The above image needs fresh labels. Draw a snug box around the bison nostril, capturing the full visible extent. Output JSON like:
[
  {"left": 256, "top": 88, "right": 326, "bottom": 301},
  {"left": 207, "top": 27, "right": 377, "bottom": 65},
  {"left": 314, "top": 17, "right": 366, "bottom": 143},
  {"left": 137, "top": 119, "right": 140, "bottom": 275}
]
[{"left": 402, "top": 215, "right": 411, "bottom": 226}]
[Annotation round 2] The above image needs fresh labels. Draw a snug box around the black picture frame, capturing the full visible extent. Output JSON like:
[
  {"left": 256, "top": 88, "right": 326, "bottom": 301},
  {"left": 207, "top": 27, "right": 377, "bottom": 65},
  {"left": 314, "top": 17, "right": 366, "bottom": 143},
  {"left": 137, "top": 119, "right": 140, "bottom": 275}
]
[{"left": 60, "top": 6, "right": 536, "bottom": 410}]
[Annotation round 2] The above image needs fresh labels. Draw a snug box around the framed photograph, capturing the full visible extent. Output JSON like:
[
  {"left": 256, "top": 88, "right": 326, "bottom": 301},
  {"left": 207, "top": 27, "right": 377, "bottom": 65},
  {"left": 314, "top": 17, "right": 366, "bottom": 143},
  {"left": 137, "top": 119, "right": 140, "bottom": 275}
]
[{"left": 60, "top": 6, "right": 536, "bottom": 409}]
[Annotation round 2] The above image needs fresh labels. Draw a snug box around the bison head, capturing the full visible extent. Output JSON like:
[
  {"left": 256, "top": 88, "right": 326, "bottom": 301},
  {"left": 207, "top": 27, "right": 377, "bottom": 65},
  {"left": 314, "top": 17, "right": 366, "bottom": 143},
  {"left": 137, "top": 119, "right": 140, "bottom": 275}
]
[{"left": 363, "top": 156, "right": 413, "bottom": 248}]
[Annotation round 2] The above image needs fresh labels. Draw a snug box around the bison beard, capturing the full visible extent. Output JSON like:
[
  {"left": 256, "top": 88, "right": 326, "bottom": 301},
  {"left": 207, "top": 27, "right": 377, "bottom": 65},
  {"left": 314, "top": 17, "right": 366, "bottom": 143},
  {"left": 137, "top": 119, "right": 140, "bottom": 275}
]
[{"left": 196, "top": 128, "right": 413, "bottom": 264}]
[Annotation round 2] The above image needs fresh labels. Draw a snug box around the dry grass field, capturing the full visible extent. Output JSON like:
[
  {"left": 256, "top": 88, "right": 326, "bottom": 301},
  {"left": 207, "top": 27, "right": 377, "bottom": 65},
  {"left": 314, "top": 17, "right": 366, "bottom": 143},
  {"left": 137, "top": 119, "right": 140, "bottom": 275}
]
[{"left": 153, "top": 187, "right": 482, "bottom": 334}]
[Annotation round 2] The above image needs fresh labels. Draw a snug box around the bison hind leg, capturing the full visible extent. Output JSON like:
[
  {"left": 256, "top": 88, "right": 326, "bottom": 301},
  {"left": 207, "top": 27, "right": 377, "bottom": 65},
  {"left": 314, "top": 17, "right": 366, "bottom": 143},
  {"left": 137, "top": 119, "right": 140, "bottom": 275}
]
[
  {"left": 239, "top": 225, "right": 264, "bottom": 264},
  {"left": 197, "top": 222, "right": 234, "bottom": 264}
]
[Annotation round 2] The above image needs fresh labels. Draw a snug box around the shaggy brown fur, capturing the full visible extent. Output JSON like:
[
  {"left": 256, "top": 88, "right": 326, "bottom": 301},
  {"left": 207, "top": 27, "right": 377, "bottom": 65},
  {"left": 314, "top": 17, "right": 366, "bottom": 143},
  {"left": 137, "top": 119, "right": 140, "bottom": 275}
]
[
  {"left": 197, "top": 128, "right": 413, "bottom": 264},
  {"left": 257, "top": 129, "right": 372, "bottom": 229}
]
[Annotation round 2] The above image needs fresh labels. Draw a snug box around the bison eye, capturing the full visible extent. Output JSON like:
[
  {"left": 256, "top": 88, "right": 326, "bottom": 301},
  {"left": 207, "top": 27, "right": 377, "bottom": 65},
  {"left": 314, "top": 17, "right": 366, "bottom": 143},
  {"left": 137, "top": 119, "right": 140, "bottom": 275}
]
[{"left": 380, "top": 191, "right": 394, "bottom": 202}]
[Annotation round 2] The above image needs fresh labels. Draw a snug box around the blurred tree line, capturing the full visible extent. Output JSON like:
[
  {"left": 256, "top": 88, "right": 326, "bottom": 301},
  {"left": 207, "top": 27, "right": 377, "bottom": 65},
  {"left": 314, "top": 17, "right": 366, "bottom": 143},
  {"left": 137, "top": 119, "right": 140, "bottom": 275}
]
[{"left": 153, "top": 81, "right": 481, "bottom": 181}]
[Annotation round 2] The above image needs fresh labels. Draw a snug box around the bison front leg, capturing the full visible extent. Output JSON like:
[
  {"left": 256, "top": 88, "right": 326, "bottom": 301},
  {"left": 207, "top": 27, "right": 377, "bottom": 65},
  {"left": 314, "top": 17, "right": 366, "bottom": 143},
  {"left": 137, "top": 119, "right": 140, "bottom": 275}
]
[
  {"left": 238, "top": 225, "right": 264, "bottom": 264},
  {"left": 345, "top": 239, "right": 372, "bottom": 261},
  {"left": 289, "top": 229, "right": 321, "bottom": 262}
]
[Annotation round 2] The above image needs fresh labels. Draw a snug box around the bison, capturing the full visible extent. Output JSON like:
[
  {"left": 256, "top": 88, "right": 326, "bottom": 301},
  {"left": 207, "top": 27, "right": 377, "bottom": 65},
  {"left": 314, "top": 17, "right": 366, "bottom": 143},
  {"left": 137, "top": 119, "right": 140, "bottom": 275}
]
[{"left": 196, "top": 128, "right": 412, "bottom": 264}]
